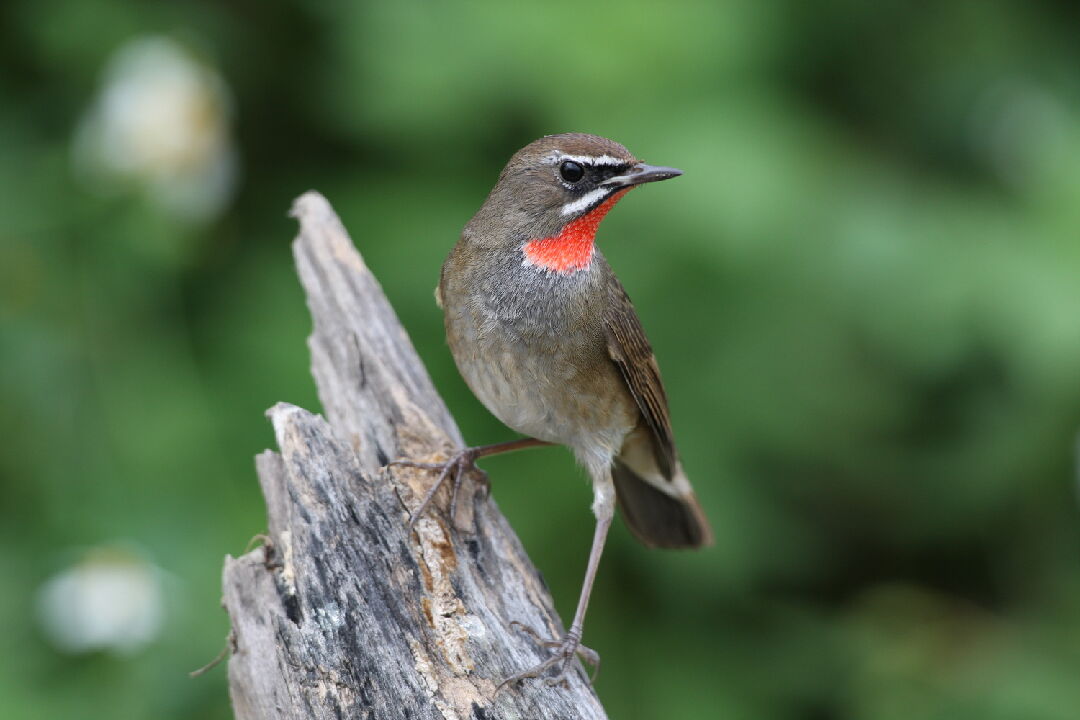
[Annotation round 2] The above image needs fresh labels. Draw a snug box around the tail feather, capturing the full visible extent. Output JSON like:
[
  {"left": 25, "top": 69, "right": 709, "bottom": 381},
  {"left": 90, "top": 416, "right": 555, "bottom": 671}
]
[{"left": 612, "top": 458, "right": 713, "bottom": 549}]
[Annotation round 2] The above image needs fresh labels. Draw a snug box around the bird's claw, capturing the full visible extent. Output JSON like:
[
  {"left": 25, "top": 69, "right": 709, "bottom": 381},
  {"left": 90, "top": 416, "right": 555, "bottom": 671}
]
[
  {"left": 497, "top": 622, "right": 600, "bottom": 691},
  {"left": 388, "top": 449, "right": 489, "bottom": 529}
]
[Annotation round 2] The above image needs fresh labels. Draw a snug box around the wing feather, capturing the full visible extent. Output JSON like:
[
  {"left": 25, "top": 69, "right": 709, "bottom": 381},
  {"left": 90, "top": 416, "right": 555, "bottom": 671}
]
[{"left": 604, "top": 282, "right": 677, "bottom": 479}]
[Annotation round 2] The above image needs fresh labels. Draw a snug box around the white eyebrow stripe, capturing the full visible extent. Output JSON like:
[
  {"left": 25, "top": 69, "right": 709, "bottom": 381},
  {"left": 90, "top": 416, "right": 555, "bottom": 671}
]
[
  {"left": 544, "top": 152, "right": 628, "bottom": 167},
  {"left": 561, "top": 187, "right": 612, "bottom": 215}
]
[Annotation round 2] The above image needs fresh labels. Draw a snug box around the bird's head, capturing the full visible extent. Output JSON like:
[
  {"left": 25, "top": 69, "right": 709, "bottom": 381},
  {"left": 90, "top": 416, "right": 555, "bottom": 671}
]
[{"left": 466, "top": 133, "right": 682, "bottom": 273}]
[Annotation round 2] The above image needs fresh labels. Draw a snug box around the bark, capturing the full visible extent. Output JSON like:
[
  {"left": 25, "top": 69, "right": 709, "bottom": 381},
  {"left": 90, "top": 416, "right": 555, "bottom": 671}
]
[{"left": 221, "top": 191, "right": 608, "bottom": 720}]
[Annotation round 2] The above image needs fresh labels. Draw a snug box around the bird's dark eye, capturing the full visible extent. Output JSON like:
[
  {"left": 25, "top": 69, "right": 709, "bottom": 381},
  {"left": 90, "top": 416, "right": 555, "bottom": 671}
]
[{"left": 559, "top": 160, "right": 585, "bottom": 183}]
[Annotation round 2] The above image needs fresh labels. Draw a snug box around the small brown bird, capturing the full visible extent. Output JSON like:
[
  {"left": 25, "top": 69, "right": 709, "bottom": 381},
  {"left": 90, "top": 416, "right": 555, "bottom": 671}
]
[{"left": 398, "top": 133, "right": 712, "bottom": 687}]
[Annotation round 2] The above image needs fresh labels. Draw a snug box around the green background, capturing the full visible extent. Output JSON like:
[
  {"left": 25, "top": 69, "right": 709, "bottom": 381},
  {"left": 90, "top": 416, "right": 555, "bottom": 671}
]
[{"left": 4, "top": 1, "right": 1080, "bottom": 718}]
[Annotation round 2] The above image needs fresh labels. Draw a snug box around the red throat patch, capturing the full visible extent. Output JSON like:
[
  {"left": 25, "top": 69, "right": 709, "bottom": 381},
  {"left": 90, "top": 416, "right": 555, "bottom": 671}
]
[{"left": 522, "top": 188, "right": 632, "bottom": 273}]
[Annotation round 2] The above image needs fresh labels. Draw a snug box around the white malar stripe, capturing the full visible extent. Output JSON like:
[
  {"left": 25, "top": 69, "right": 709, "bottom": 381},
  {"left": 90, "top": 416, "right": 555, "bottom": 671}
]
[
  {"left": 561, "top": 187, "right": 611, "bottom": 216},
  {"left": 544, "top": 152, "right": 627, "bottom": 167}
]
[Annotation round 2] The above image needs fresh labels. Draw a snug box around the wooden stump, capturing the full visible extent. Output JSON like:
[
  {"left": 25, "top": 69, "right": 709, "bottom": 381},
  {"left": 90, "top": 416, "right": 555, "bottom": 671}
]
[{"left": 221, "top": 192, "right": 609, "bottom": 719}]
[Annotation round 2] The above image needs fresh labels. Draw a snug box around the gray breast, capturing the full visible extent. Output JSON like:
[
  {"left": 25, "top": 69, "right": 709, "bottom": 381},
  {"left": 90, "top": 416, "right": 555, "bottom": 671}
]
[{"left": 442, "top": 248, "right": 637, "bottom": 466}]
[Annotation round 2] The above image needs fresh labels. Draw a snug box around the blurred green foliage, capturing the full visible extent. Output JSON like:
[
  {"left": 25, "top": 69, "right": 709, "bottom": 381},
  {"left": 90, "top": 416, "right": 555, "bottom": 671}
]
[{"left": 3, "top": 1, "right": 1080, "bottom": 718}]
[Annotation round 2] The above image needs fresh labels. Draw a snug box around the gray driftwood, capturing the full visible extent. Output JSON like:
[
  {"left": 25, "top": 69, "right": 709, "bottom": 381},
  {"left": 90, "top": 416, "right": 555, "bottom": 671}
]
[{"left": 221, "top": 192, "right": 608, "bottom": 720}]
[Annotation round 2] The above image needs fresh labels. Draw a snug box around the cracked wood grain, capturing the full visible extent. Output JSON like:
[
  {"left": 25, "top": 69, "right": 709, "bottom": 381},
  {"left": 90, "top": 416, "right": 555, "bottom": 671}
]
[{"left": 221, "top": 191, "right": 609, "bottom": 720}]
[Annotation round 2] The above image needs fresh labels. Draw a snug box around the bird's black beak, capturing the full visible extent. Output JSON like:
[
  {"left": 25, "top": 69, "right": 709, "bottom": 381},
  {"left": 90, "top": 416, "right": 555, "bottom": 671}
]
[{"left": 601, "top": 162, "right": 683, "bottom": 188}]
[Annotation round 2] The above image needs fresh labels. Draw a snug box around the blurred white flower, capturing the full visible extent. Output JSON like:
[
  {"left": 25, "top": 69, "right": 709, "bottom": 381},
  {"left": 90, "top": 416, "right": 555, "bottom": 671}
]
[
  {"left": 73, "top": 36, "right": 237, "bottom": 222},
  {"left": 38, "top": 546, "right": 166, "bottom": 655}
]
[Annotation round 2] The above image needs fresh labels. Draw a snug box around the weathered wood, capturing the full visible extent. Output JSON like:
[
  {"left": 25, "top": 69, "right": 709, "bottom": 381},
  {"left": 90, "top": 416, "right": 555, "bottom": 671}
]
[{"left": 222, "top": 192, "right": 608, "bottom": 719}]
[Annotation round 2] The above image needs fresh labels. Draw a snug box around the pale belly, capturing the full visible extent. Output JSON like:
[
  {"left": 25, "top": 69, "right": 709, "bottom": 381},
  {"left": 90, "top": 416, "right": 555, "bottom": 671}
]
[{"left": 450, "top": 322, "right": 637, "bottom": 473}]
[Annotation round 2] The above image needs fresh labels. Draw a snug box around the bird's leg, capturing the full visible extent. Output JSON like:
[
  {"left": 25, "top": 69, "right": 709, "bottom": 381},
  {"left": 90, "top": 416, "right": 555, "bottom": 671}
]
[
  {"left": 498, "top": 473, "right": 615, "bottom": 690},
  {"left": 389, "top": 437, "right": 550, "bottom": 529}
]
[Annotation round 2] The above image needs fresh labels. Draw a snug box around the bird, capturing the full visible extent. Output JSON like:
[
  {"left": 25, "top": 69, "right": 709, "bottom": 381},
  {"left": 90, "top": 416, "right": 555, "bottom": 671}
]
[{"left": 393, "top": 132, "right": 712, "bottom": 688}]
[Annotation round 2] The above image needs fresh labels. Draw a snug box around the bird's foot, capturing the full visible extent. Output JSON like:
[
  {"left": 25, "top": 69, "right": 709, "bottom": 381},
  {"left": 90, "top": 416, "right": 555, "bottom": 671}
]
[
  {"left": 388, "top": 448, "right": 489, "bottom": 530},
  {"left": 497, "top": 622, "right": 600, "bottom": 691}
]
